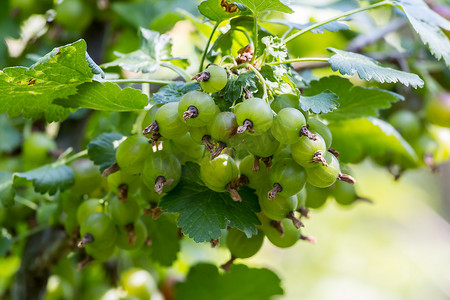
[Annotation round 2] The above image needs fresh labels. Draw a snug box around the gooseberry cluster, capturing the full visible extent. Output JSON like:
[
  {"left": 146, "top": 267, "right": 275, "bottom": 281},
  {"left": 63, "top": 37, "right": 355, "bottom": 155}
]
[{"left": 74, "top": 64, "right": 358, "bottom": 267}]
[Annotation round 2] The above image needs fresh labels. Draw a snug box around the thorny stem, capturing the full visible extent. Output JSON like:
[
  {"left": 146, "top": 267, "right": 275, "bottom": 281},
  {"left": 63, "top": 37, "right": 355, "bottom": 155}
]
[
  {"left": 237, "top": 119, "right": 255, "bottom": 134},
  {"left": 286, "top": 211, "right": 304, "bottom": 229},
  {"left": 338, "top": 173, "right": 356, "bottom": 184},
  {"left": 202, "top": 135, "right": 215, "bottom": 152},
  {"left": 199, "top": 22, "right": 220, "bottom": 73},
  {"left": 105, "top": 78, "right": 174, "bottom": 85},
  {"left": 268, "top": 183, "right": 283, "bottom": 200},
  {"left": 284, "top": 1, "right": 393, "bottom": 43},
  {"left": 155, "top": 176, "right": 174, "bottom": 194},
  {"left": 77, "top": 233, "right": 94, "bottom": 248},
  {"left": 270, "top": 220, "right": 284, "bottom": 237},
  {"left": 143, "top": 121, "right": 159, "bottom": 135},
  {"left": 299, "top": 126, "right": 317, "bottom": 140},
  {"left": 183, "top": 106, "right": 199, "bottom": 121},
  {"left": 211, "top": 141, "right": 227, "bottom": 160},
  {"left": 310, "top": 150, "right": 328, "bottom": 166},
  {"left": 267, "top": 57, "right": 329, "bottom": 66},
  {"left": 220, "top": 255, "right": 236, "bottom": 272}
]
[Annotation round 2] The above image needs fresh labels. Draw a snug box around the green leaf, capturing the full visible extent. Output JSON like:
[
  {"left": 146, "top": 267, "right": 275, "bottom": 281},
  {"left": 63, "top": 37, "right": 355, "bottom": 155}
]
[
  {"left": 327, "top": 48, "right": 424, "bottom": 88},
  {"left": 102, "top": 28, "right": 186, "bottom": 73},
  {"left": 55, "top": 81, "right": 148, "bottom": 111},
  {"left": 198, "top": 0, "right": 247, "bottom": 23},
  {"left": 304, "top": 76, "right": 403, "bottom": 120},
  {"left": 329, "top": 117, "right": 418, "bottom": 165},
  {"left": 259, "top": 65, "right": 297, "bottom": 95},
  {"left": 235, "top": 0, "right": 293, "bottom": 14},
  {"left": 14, "top": 164, "right": 75, "bottom": 195},
  {"left": 150, "top": 82, "right": 200, "bottom": 104},
  {"left": 391, "top": 0, "right": 450, "bottom": 67},
  {"left": 299, "top": 92, "right": 339, "bottom": 114},
  {"left": 176, "top": 263, "right": 284, "bottom": 300},
  {"left": 218, "top": 72, "right": 258, "bottom": 104},
  {"left": 261, "top": 36, "right": 287, "bottom": 61},
  {"left": 0, "top": 172, "right": 15, "bottom": 207},
  {"left": 0, "top": 40, "right": 93, "bottom": 122},
  {"left": 0, "top": 115, "right": 21, "bottom": 153},
  {"left": 142, "top": 214, "right": 180, "bottom": 266},
  {"left": 87, "top": 133, "right": 124, "bottom": 172},
  {"left": 159, "top": 162, "right": 260, "bottom": 243}
]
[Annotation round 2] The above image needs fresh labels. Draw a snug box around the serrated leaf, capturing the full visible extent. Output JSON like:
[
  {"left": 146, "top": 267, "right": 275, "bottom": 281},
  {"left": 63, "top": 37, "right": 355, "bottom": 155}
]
[
  {"left": 159, "top": 162, "right": 260, "bottom": 243},
  {"left": 329, "top": 117, "right": 418, "bottom": 165},
  {"left": 142, "top": 214, "right": 180, "bottom": 266},
  {"left": 327, "top": 48, "right": 424, "bottom": 88},
  {"left": 391, "top": 0, "right": 450, "bottom": 67},
  {"left": 218, "top": 72, "right": 258, "bottom": 104},
  {"left": 0, "top": 115, "right": 21, "bottom": 153},
  {"left": 0, "top": 172, "right": 15, "bottom": 207},
  {"left": 175, "top": 263, "right": 284, "bottom": 300},
  {"left": 259, "top": 65, "right": 297, "bottom": 95},
  {"left": 267, "top": 19, "right": 349, "bottom": 34},
  {"left": 235, "top": 0, "right": 293, "bottom": 14},
  {"left": 55, "top": 81, "right": 148, "bottom": 111},
  {"left": 150, "top": 82, "right": 200, "bottom": 104},
  {"left": 299, "top": 92, "right": 339, "bottom": 114},
  {"left": 102, "top": 28, "right": 186, "bottom": 73},
  {"left": 304, "top": 76, "right": 403, "bottom": 120},
  {"left": 87, "top": 133, "right": 124, "bottom": 172},
  {"left": 198, "top": 0, "right": 248, "bottom": 23},
  {"left": 0, "top": 40, "right": 93, "bottom": 122},
  {"left": 14, "top": 164, "right": 75, "bottom": 195},
  {"left": 262, "top": 36, "right": 287, "bottom": 61}
]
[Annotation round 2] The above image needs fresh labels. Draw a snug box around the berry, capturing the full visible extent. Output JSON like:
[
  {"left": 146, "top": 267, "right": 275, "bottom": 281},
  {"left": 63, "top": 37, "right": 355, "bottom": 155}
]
[
  {"left": 226, "top": 228, "right": 264, "bottom": 259},
  {"left": 116, "top": 219, "right": 148, "bottom": 250},
  {"left": 200, "top": 154, "right": 240, "bottom": 200},
  {"left": 271, "top": 108, "right": 307, "bottom": 144},
  {"left": 244, "top": 130, "right": 281, "bottom": 159},
  {"left": 70, "top": 159, "right": 103, "bottom": 196},
  {"left": 107, "top": 170, "right": 140, "bottom": 201},
  {"left": 142, "top": 151, "right": 181, "bottom": 194},
  {"left": 388, "top": 110, "right": 421, "bottom": 141},
  {"left": 76, "top": 199, "right": 103, "bottom": 225},
  {"left": 79, "top": 213, "right": 117, "bottom": 250},
  {"left": 116, "top": 135, "right": 152, "bottom": 175},
  {"left": 143, "top": 102, "right": 188, "bottom": 140},
  {"left": 263, "top": 218, "right": 300, "bottom": 248},
  {"left": 199, "top": 65, "right": 228, "bottom": 93},
  {"left": 308, "top": 118, "right": 332, "bottom": 149},
  {"left": 270, "top": 94, "right": 300, "bottom": 114},
  {"left": 209, "top": 112, "right": 242, "bottom": 158},
  {"left": 268, "top": 158, "right": 306, "bottom": 199},
  {"left": 304, "top": 183, "right": 330, "bottom": 209},
  {"left": 109, "top": 196, "right": 140, "bottom": 226},
  {"left": 306, "top": 152, "right": 340, "bottom": 188},
  {"left": 121, "top": 268, "right": 157, "bottom": 300},
  {"left": 426, "top": 93, "right": 450, "bottom": 128},
  {"left": 238, "top": 155, "right": 270, "bottom": 190},
  {"left": 235, "top": 98, "right": 273, "bottom": 135},
  {"left": 178, "top": 91, "right": 218, "bottom": 127},
  {"left": 290, "top": 134, "right": 327, "bottom": 168}
]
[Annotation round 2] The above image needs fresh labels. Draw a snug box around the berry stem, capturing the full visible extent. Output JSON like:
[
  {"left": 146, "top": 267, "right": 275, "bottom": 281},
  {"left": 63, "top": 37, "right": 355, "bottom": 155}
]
[
  {"left": 300, "top": 235, "right": 317, "bottom": 244},
  {"left": 202, "top": 135, "right": 215, "bottom": 152},
  {"left": 220, "top": 255, "right": 236, "bottom": 272},
  {"left": 310, "top": 150, "right": 328, "bottom": 166},
  {"left": 237, "top": 119, "right": 255, "bottom": 134},
  {"left": 261, "top": 156, "right": 273, "bottom": 169},
  {"left": 118, "top": 184, "right": 129, "bottom": 202},
  {"left": 154, "top": 176, "right": 174, "bottom": 194},
  {"left": 270, "top": 220, "right": 285, "bottom": 237},
  {"left": 299, "top": 126, "right": 317, "bottom": 140},
  {"left": 125, "top": 223, "right": 136, "bottom": 245},
  {"left": 183, "top": 105, "right": 199, "bottom": 121},
  {"left": 210, "top": 141, "right": 227, "bottom": 160},
  {"left": 297, "top": 207, "right": 311, "bottom": 219},
  {"left": 252, "top": 156, "right": 261, "bottom": 171},
  {"left": 328, "top": 147, "right": 340, "bottom": 158},
  {"left": 268, "top": 183, "right": 283, "bottom": 200},
  {"left": 210, "top": 238, "right": 220, "bottom": 248},
  {"left": 191, "top": 71, "right": 211, "bottom": 82},
  {"left": 77, "top": 233, "right": 94, "bottom": 248},
  {"left": 226, "top": 183, "right": 242, "bottom": 202},
  {"left": 143, "top": 121, "right": 159, "bottom": 135},
  {"left": 286, "top": 211, "right": 304, "bottom": 229},
  {"left": 102, "top": 162, "right": 120, "bottom": 177},
  {"left": 337, "top": 173, "right": 356, "bottom": 184}
]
